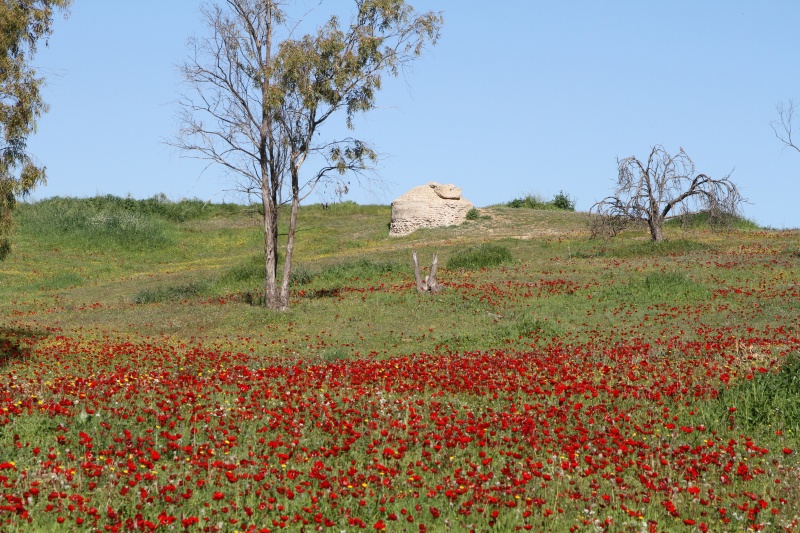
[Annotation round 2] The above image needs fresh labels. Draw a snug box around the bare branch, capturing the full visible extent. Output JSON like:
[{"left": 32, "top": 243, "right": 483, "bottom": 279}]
[
  {"left": 772, "top": 99, "right": 800, "bottom": 155},
  {"left": 169, "top": 0, "right": 441, "bottom": 310},
  {"left": 591, "top": 145, "right": 744, "bottom": 242}
]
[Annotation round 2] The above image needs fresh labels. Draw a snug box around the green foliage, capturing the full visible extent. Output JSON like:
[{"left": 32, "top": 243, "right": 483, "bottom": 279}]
[
  {"left": 15, "top": 195, "right": 246, "bottom": 252},
  {"left": 601, "top": 271, "right": 709, "bottom": 304},
  {"left": 38, "top": 271, "right": 83, "bottom": 291},
  {"left": 498, "top": 314, "right": 564, "bottom": 341},
  {"left": 506, "top": 194, "right": 550, "bottom": 209},
  {"left": 447, "top": 243, "right": 513, "bottom": 270},
  {"left": 552, "top": 190, "right": 576, "bottom": 211},
  {"left": 507, "top": 191, "right": 575, "bottom": 211},
  {"left": 129, "top": 193, "right": 242, "bottom": 222},
  {"left": 666, "top": 210, "right": 760, "bottom": 231},
  {"left": 313, "top": 258, "right": 403, "bottom": 288},
  {"left": 176, "top": 0, "right": 443, "bottom": 310},
  {"left": 221, "top": 256, "right": 264, "bottom": 286},
  {"left": 0, "top": 0, "right": 72, "bottom": 259},
  {"left": 705, "top": 353, "right": 800, "bottom": 435},
  {"left": 640, "top": 271, "right": 708, "bottom": 300},
  {"left": 465, "top": 207, "right": 490, "bottom": 222},
  {"left": 572, "top": 238, "right": 713, "bottom": 259},
  {"left": 134, "top": 281, "right": 207, "bottom": 304},
  {"left": 17, "top": 196, "right": 171, "bottom": 250}
]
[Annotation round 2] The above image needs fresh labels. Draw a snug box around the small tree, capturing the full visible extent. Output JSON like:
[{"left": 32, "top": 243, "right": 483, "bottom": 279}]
[
  {"left": 772, "top": 99, "right": 799, "bottom": 155},
  {"left": 173, "top": 0, "right": 442, "bottom": 310},
  {"left": 591, "top": 145, "right": 743, "bottom": 242},
  {"left": 0, "top": 0, "right": 71, "bottom": 258}
]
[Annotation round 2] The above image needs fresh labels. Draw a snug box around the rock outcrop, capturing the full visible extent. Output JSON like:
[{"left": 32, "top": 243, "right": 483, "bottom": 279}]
[{"left": 389, "top": 182, "right": 473, "bottom": 237}]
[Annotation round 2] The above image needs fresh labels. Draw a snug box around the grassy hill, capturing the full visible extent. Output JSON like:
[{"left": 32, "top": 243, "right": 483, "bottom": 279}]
[{"left": 1, "top": 196, "right": 799, "bottom": 531}]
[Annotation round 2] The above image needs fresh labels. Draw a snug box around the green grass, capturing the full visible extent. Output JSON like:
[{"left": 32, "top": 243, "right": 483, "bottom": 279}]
[
  {"left": 446, "top": 243, "right": 513, "bottom": 270},
  {"left": 134, "top": 280, "right": 208, "bottom": 304},
  {"left": 665, "top": 209, "right": 761, "bottom": 231},
  {"left": 2, "top": 195, "right": 800, "bottom": 531},
  {"left": 701, "top": 352, "right": 800, "bottom": 435}
]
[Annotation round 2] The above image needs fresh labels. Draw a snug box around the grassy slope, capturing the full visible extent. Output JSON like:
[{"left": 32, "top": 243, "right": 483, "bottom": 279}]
[
  {"left": 3, "top": 198, "right": 800, "bottom": 530},
  {"left": 1, "top": 199, "right": 798, "bottom": 360}
]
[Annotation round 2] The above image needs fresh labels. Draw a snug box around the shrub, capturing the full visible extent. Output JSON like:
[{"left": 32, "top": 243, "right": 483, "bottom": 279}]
[
  {"left": 507, "top": 194, "right": 550, "bottom": 209},
  {"left": 447, "top": 244, "right": 513, "bottom": 270},
  {"left": 507, "top": 191, "right": 576, "bottom": 211},
  {"left": 552, "top": 190, "right": 576, "bottom": 211},
  {"left": 465, "top": 208, "right": 480, "bottom": 220}
]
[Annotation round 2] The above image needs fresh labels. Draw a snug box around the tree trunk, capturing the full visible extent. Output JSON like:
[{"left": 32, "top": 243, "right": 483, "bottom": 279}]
[
  {"left": 648, "top": 217, "right": 664, "bottom": 242},
  {"left": 262, "top": 189, "right": 281, "bottom": 309},
  {"left": 279, "top": 191, "right": 300, "bottom": 311}
]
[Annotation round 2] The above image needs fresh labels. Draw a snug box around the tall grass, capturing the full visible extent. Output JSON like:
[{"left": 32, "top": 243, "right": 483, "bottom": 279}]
[
  {"left": 16, "top": 195, "right": 248, "bottom": 251},
  {"left": 447, "top": 243, "right": 513, "bottom": 270},
  {"left": 665, "top": 210, "right": 760, "bottom": 231},
  {"left": 17, "top": 196, "right": 170, "bottom": 250},
  {"left": 701, "top": 353, "right": 800, "bottom": 438}
]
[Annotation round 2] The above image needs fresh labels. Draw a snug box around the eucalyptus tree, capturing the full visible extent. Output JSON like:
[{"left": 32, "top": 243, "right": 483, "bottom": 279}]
[
  {"left": 174, "top": 0, "right": 442, "bottom": 310},
  {"left": 591, "top": 145, "right": 743, "bottom": 242},
  {"left": 0, "top": 0, "right": 71, "bottom": 258}
]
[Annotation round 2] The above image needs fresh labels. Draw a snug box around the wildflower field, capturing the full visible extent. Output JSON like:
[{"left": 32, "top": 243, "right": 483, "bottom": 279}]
[{"left": 1, "top": 197, "right": 799, "bottom": 532}]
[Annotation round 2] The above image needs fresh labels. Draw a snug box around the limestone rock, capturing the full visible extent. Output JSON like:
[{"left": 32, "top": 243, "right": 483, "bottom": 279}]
[
  {"left": 389, "top": 183, "right": 473, "bottom": 237},
  {"left": 432, "top": 183, "right": 461, "bottom": 200}
]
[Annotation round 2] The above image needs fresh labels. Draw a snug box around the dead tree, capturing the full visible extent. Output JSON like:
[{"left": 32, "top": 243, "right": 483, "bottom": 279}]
[
  {"left": 772, "top": 99, "right": 800, "bottom": 155},
  {"left": 591, "top": 145, "right": 743, "bottom": 242},
  {"left": 412, "top": 250, "right": 441, "bottom": 293}
]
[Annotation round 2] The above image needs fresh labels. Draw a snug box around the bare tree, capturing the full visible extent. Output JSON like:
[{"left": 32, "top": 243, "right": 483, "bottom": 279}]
[
  {"left": 172, "top": 0, "right": 442, "bottom": 310},
  {"left": 591, "top": 145, "right": 743, "bottom": 242},
  {"left": 772, "top": 99, "right": 800, "bottom": 155}
]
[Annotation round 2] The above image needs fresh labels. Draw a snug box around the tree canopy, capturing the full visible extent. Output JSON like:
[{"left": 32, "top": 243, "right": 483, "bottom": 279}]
[
  {"left": 0, "top": 0, "right": 71, "bottom": 258},
  {"left": 174, "top": 0, "right": 442, "bottom": 310}
]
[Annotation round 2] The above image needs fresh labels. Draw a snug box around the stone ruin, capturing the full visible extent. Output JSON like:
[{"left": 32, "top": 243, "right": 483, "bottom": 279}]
[{"left": 389, "top": 182, "right": 473, "bottom": 237}]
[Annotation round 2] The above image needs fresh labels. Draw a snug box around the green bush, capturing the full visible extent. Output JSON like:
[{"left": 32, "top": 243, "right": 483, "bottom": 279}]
[
  {"left": 507, "top": 191, "right": 575, "bottom": 211},
  {"left": 552, "top": 190, "right": 576, "bottom": 211},
  {"left": 507, "top": 194, "right": 550, "bottom": 209},
  {"left": 447, "top": 244, "right": 513, "bottom": 270}
]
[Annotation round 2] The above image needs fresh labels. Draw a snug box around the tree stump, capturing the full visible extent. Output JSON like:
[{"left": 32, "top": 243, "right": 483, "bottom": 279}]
[{"left": 412, "top": 250, "right": 441, "bottom": 294}]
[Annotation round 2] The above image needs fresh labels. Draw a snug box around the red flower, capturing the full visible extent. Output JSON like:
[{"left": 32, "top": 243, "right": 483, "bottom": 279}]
[{"left": 212, "top": 491, "right": 224, "bottom": 501}]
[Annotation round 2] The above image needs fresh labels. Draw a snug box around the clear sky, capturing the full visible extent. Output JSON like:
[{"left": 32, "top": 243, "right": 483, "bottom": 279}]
[{"left": 27, "top": 1, "right": 800, "bottom": 228}]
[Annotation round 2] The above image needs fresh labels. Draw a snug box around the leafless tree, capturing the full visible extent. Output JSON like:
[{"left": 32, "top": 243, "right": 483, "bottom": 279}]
[
  {"left": 772, "top": 99, "right": 800, "bottom": 155},
  {"left": 171, "top": 0, "right": 442, "bottom": 310},
  {"left": 590, "top": 145, "right": 743, "bottom": 242}
]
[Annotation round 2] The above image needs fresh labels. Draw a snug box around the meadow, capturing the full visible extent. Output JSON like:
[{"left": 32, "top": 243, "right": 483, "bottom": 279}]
[{"left": 0, "top": 195, "right": 799, "bottom": 532}]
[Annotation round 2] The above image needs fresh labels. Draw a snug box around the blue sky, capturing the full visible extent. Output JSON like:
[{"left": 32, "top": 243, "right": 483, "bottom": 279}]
[{"left": 27, "top": 1, "right": 800, "bottom": 228}]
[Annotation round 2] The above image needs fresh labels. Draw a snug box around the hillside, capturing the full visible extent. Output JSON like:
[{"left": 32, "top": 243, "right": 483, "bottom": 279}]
[{"left": 1, "top": 196, "right": 799, "bottom": 531}]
